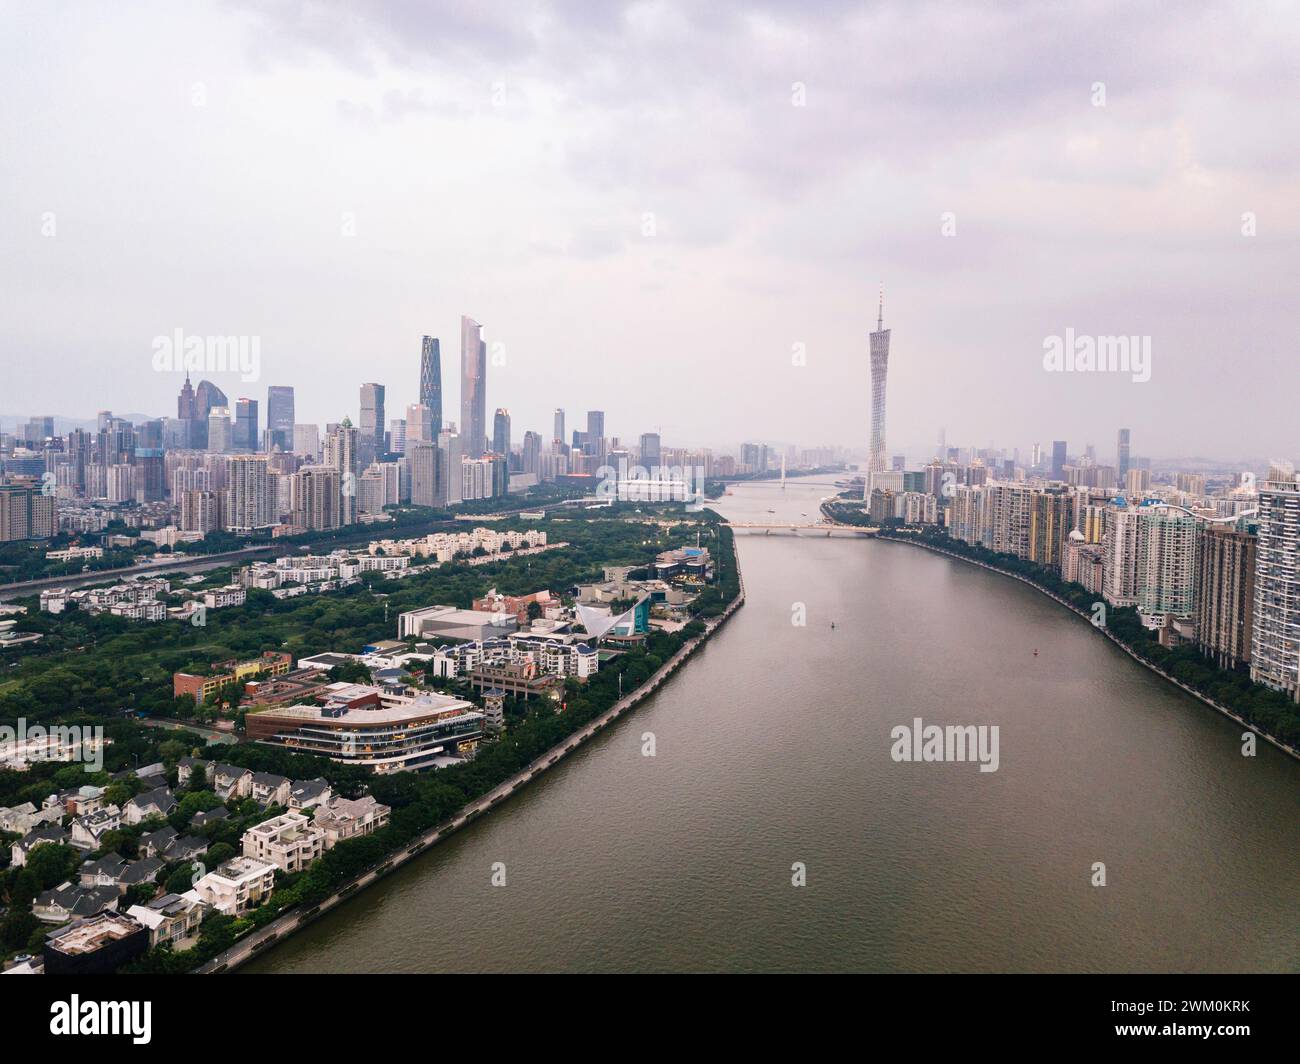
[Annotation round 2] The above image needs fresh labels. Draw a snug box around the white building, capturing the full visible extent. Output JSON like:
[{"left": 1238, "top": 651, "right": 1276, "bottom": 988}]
[
  {"left": 187, "top": 856, "right": 276, "bottom": 915},
  {"left": 241, "top": 812, "right": 325, "bottom": 873}
]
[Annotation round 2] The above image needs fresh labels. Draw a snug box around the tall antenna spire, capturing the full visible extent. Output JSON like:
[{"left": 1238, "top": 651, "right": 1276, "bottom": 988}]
[{"left": 877, "top": 284, "right": 884, "bottom": 332}]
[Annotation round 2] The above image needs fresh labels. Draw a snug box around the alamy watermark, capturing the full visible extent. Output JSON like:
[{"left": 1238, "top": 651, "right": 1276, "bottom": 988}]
[
  {"left": 890, "top": 717, "right": 999, "bottom": 773},
  {"left": 1042, "top": 329, "right": 1151, "bottom": 383},
  {"left": 151, "top": 328, "right": 261, "bottom": 382},
  {"left": 0, "top": 719, "right": 105, "bottom": 772},
  {"left": 595, "top": 458, "right": 708, "bottom": 511}
]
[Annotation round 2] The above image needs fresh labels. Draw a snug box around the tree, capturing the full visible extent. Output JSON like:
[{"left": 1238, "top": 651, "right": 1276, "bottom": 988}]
[{"left": 25, "top": 844, "right": 80, "bottom": 890}]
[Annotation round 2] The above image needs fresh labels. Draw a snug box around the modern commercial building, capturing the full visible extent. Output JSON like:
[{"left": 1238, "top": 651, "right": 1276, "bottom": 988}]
[
  {"left": 359, "top": 382, "right": 386, "bottom": 468},
  {"left": 493, "top": 408, "right": 511, "bottom": 459},
  {"left": 207, "top": 407, "right": 232, "bottom": 453},
  {"left": 1117, "top": 427, "right": 1131, "bottom": 482},
  {"left": 1197, "top": 526, "right": 1257, "bottom": 670},
  {"left": 1250, "top": 472, "right": 1300, "bottom": 701},
  {"left": 266, "top": 386, "right": 295, "bottom": 451},
  {"left": 233, "top": 397, "right": 259, "bottom": 452},
  {"left": 1051, "top": 440, "right": 1067, "bottom": 481},
  {"left": 867, "top": 291, "right": 891, "bottom": 475},
  {"left": 460, "top": 315, "right": 486, "bottom": 457},
  {"left": 398, "top": 604, "right": 519, "bottom": 641},
  {"left": 324, "top": 420, "right": 359, "bottom": 524},
  {"left": 553, "top": 408, "right": 565, "bottom": 447},
  {"left": 246, "top": 685, "right": 484, "bottom": 773},
  {"left": 437, "top": 430, "right": 463, "bottom": 506},
  {"left": 419, "top": 335, "right": 442, "bottom": 435}
]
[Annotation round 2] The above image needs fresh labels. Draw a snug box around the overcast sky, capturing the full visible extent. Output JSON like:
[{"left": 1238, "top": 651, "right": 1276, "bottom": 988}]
[{"left": 2, "top": 1, "right": 1296, "bottom": 465}]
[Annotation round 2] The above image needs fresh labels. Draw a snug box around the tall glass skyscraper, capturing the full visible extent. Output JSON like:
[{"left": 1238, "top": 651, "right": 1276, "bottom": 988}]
[
  {"left": 460, "top": 316, "right": 486, "bottom": 458},
  {"left": 359, "top": 382, "right": 385, "bottom": 467},
  {"left": 266, "top": 385, "right": 295, "bottom": 451},
  {"left": 234, "top": 398, "right": 259, "bottom": 452},
  {"left": 420, "top": 336, "right": 442, "bottom": 436},
  {"left": 1117, "top": 427, "right": 1131, "bottom": 482}
]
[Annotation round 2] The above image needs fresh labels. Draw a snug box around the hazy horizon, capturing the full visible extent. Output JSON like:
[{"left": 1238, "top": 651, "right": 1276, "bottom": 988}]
[{"left": 3, "top": 1, "right": 1297, "bottom": 462}]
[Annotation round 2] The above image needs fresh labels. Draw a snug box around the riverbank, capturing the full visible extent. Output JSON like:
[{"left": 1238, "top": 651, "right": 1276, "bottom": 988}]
[
  {"left": 197, "top": 546, "right": 747, "bottom": 973},
  {"left": 879, "top": 533, "right": 1300, "bottom": 765}
]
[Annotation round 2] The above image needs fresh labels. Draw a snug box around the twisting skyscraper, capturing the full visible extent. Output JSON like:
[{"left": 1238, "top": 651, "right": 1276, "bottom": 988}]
[
  {"left": 460, "top": 316, "right": 486, "bottom": 458},
  {"left": 419, "top": 336, "right": 442, "bottom": 436},
  {"left": 868, "top": 288, "right": 892, "bottom": 477}
]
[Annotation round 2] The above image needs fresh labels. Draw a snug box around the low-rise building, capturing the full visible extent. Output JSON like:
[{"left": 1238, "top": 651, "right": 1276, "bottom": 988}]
[
  {"left": 313, "top": 795, "right": 391, "bottom": 849},
  {"left": 241, "top": 812, "right": 325, "bottom": 872},
  {"left": 33, "top": 882, "right": 120, "bottom": 923},
  {"left": 249, "top": 772, "right": 291, "bottom": 808},
  {"left": 288, "top": 778, "right": 332, "bottom": 810},
  {"left": 123, "top": 786, "right": 176, "bottom": 825},
  {"left": 126, "top": 893, "right": 206, "bottom": 951},
  {"left": 188, "top": 856, "right": 276, "bottom": 916},
  {"left": 43, "top": 911, "right": 149, "bottom": 975},
  {"left": 69, "top": 806, "right": 121, "bottom": 851},
  {"left": 10, "top": 825, "right": 68, "bottom": 867}
]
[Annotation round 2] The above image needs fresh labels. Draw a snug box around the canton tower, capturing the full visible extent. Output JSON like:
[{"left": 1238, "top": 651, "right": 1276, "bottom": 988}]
[{"left": 868, "top": 287, "right": 891, "bottom": 476}]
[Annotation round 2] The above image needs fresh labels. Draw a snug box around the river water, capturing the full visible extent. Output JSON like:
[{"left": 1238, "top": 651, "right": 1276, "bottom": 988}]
[{"left": 248, "top": 476, "right": 1300, "bottom": 973}]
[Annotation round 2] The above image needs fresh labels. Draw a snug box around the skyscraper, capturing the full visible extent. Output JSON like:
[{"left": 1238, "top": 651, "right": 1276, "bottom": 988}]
[
  {"left": 460, "top": 316, "right": 486, "bottom": 458},
  {"left": 234, "top": 398, "right": 259, "bottom": 452},
  {"left": 585, "top": 411, "right": 605, "bottom": 460},
  {"left": 1051, "top": 441, "right": 1067, "bottom": 481},
  {"left": 1197, "top": 526, "right": 1257, "bottom": 670},
  {"left": 406, "top": 403, "right": 434, "bottom": 448},
  {"left": 868, "top": 289, "right": 891, "bottom": 476},
  {"left": 553, "top": 408, "right": 565, "bottom": 448},
  {"left": 266, "top": 386, "right": 295, "bottom": 451},
  {"left": 493, "top": 408, "right": 511, "bottom": 458},
  {"left": 325, "top": 419, "right": 359, "bottom": 524},
  {"left": 1117, "top": 428, "right": 1131, "bottom": 482},
  {"left": 177, "top": 373, "right": 196, "bottom": 421},
  {"left": 640, "top": 432, "right": 661, "bottom": 470},
  {"left": 226, "top": 455, "right": 272, "bottom": 531},
  {"left": 437, "top": 430, "right": 463, "bottom": 506},
  {"left": 1250, "top": 469, "right": 1300, "bottom": 701},
  {"left": 359, "top": 383, "right": 385, "bottom": 468},
  {"left": 420, "top": 336, "right": 443, "bottom": 436},
  {"left": 409, "top": 440, "right": 438, "bottom": 507}
]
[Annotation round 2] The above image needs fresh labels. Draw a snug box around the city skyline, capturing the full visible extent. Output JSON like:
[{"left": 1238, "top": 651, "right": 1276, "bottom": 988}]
[{"left": 3, "top": 4, "right": 1297, "bottom": 458}]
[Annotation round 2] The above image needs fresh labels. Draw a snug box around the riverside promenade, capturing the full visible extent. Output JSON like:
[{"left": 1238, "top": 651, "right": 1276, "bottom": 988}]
[
  {"left": 880, "top": 534, "right": 1300, "bottom": 765},
  {"left": 198, "top": 549, "right": 747, "bottom": 973}
]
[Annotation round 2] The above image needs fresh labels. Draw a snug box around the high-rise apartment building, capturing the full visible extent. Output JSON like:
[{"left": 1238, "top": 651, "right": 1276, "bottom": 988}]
[
  {"left": 295, "top": 465, "right": 342, "bottom": 530},
  {"left": 409, "top": 440, "right": 438, "bottom": 508},
  {"left": 1250, "top": 471, "right": 1300, "bottom": 701},
  {"left": 226, "top": 455, "right": 273, "bottom": 531},
  {"left": 437, "top": 430, "right": 463, "bottom": 507},
  {"left": 460, "top": 316, "right": 486, "bottom": 458},
  {"left": 585, "top": 411, "right": 605, "bottom": 461},
  {"left": 0, "top": 483, "right": 57, "bottom": 541},
  {"left": 1197, "top": 526, "right": 1257, "bottom": 670},
  {"left": 324, "top": 420, "right": 359, "bottom": 524}
]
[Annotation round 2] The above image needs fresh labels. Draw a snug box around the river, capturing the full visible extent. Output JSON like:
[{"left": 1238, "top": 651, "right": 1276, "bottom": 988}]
[{"left": 247, "top": 475, "right": 1300, "bottom": 973}]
